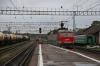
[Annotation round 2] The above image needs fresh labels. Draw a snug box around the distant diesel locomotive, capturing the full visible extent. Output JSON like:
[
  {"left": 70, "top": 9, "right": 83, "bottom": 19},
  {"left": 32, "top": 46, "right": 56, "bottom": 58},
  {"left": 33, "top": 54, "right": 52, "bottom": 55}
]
[
  {"left": 0, "top": 32, "right": 30, "bottom": 46},
  {"left": 74, "top": 35, "right": 95, "bottom": 46}
]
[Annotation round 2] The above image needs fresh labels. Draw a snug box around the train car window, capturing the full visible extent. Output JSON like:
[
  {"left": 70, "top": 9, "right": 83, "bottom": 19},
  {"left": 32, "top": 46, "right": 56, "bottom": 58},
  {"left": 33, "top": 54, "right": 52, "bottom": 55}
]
[
  {"left": 61, "top": 33, "right": 66, "bottom": 37},
  {"left": 67, "top": 33, "right": 72, "bottom": 37}
]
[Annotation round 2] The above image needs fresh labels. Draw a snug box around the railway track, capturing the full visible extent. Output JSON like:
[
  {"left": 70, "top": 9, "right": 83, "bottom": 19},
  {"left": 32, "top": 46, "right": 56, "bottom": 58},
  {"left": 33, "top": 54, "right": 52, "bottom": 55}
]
[
  {"left": 3, "top": 43, "right": 36, "bottom": 66},
  {"left": 0, "top": 41, "right": 30, "bottom": 55},
  {"left": 75, "top": 46, "right": 100, "bottom": 54}
]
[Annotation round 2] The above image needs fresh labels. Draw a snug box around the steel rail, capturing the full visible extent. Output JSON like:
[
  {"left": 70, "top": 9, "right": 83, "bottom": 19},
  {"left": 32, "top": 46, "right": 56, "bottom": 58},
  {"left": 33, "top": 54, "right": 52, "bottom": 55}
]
[
  {"left": 75, "top": 46, "right": 100, "bottom": 54},
  {"left": 0, "top": 41, "right": 30, "bottom": 55},
  {"left": 3, "top": 43, "right": 36, "bottom": 66}
]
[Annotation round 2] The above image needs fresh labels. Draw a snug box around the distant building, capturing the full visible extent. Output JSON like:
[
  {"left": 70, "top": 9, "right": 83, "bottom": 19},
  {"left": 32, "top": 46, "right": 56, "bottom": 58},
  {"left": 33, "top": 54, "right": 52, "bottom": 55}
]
[{"left": 29, "top": 34, "right": 46, "bottom": 39}]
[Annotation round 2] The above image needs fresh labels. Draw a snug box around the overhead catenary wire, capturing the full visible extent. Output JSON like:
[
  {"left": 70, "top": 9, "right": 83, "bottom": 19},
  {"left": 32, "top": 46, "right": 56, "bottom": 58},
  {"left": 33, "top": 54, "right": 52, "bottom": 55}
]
[
  {"left": 6, "top": 0, "right": 100, "bottom": 31},
  {"left": 10, "top": 0, "right": 30, "bottom": 26},
  {"left": 68, "top": 0, "right": 82, "bottom": 10},
  {"left": 90, "top": 0, "right": 92, "bottom": 10},
  {"left": 10, "top": 0, "right": 34, "bottom": 33},
  {"left": 66, "top": 0, "right": 82, "bottom": 22},
  {"left": 21, "top": 0, "right": 24, "bottom": 6},
  {"left": 67, "top": 0, "right": 100, "bottom": 29},
  {"left": 79, "top": 0, "right": 89, "bottom": 6},
  {"left": 21, "top": 0, "right": 24, "bottom": 8},
  {"left": 82, "top": 0, "right": 100, "bottom": 10},
  {"left": 67, "top": 0, "right": 89, "bottom": 20},
  {"left": 87, "top": 3, "right": 100, "bottom": 11},
  {"left": 16, "top": 0, "right": 17, "bottom": 7},
  {"left": 20, "top": 0, "right": 36, "bottom": 29}
]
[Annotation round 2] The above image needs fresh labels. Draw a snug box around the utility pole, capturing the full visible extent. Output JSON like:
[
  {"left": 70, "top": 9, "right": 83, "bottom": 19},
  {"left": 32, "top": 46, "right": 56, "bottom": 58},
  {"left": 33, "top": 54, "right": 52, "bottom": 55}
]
[
  {"left": 73, "top": 5, "right": 82, "bottom": 32},
  {"left": 73, "top": 12, "right": 76, "bottom": 32},
  {"left": 6, "top": 25, "right": 11, "bottom": 33},
  {"left": 8, "top": 26, "right": 11, "bottom": 33}
]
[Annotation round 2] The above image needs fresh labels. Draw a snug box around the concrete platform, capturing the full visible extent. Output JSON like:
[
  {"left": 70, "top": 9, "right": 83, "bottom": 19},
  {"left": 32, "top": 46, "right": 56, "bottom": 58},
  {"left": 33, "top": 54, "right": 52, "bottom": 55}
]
[{"left": 42, "top": 44, "right": 100, "bottom": 66}]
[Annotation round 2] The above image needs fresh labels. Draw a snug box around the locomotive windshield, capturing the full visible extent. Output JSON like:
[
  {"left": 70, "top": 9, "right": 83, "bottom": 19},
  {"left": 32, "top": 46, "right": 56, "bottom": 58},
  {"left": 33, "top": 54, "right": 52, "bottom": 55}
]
[
  {"left": 61, "top": 33, "right": 66, "bottom": 37},
  {"left": 61, "top": 32, "right": 73, "bottom": 37},
  {"left": 58, "top": 30, "right": 73, "bottom": 33},
  {"left": 67, "top": 33, "right": 73, "bottom": 37}
]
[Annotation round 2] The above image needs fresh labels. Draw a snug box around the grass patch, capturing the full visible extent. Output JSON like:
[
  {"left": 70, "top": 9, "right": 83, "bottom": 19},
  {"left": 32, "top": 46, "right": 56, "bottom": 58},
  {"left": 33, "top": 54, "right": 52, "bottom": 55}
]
[
  {"left": 0, "top": 52, "right": 12, "bottom": 65},
  {"left": 0, "top": 41, "right": 28, "bottom": 51},
  {"left": 0, "top": 53, "right": 10, "bottom": 61}
]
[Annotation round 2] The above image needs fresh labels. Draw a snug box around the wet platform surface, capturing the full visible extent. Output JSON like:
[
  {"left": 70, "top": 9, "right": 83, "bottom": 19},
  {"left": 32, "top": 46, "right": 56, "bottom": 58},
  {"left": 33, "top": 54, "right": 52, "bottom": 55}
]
[{"left": 42, "top": 44, "right": 100, "bottom": 66}]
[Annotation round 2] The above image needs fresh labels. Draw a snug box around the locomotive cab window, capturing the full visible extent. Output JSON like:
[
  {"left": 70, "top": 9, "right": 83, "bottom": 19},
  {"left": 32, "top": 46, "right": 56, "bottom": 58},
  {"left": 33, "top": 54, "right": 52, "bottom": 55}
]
[
  {"left": 61, "top": 33, "right": 66, "bottom": 37},
  {"left": 67, "top": 33, "right": 72, "bottom": 37}
]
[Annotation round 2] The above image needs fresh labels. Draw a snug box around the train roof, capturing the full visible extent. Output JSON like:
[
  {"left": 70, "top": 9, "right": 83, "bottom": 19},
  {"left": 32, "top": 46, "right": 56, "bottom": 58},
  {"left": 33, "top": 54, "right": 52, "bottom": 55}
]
[
  {"left": 58, "top": 30, "right": 73, "bottom": 32},
  {"left": 47, "top": 28, "right": 73, "bottom": 35}
]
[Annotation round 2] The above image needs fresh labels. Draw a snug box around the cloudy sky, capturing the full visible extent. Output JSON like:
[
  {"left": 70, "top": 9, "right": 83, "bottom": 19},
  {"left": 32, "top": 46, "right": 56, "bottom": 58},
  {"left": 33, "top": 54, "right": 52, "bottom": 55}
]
[{"left": 0, "top": 0, "right": 100, "bottom": 33}]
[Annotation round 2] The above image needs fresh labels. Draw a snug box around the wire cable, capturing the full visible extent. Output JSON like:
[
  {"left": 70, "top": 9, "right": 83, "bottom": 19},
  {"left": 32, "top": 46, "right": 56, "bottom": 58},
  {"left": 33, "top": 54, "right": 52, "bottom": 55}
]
[
  {"left": 87, "top": 3, "right": 100, "bottom": 11},
  {"left": 79, "top": 0, "right": 89, "bottom": 6},
  {"left": 82, "top": 0, "right": 100, "bottom": 10},
  {"left": 67, "top": 0, "right": 82, "bottom": 22},
  {"left": 68, "top": 0, "right": 82, "bottom": 10},
  {"left": 10, "top": 0, "right": 28, "bottom": 24},
  {"left": 21, "top": 0, "right": 24, "bottom": 8},
  {"left": 21, "top": 0, "right": 24, "bottom": 6}
]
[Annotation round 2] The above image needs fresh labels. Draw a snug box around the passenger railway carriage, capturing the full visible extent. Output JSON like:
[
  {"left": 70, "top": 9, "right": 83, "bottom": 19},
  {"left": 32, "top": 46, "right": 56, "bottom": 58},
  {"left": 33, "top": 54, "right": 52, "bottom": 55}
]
[
  {"left": 47, "top": 28, "right": 74, "bottom": 48},
  {"left": 74, "top": 35, "right": 95, "bottom": 46}
]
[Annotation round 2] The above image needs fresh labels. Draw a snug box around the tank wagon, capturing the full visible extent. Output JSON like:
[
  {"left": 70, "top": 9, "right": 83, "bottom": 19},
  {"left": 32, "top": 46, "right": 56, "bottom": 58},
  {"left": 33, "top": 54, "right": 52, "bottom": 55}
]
[
  {"left": 74, "top": 35, "right": 95, "bottom": 46},
  {"left": 47, "top": 28, "right": 74, "bottom": 48},
  {"left": 0, "top": 32, "right": 30, "bottom": 46}
]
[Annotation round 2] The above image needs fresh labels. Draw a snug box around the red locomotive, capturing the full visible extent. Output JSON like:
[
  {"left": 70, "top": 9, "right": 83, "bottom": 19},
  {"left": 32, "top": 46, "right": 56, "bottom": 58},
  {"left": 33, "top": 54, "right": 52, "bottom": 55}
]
[
  {"left": 35, "top": 37, "right": 39, "bottom": 41},
  {"left": 47, "top": 23, "right": 74, "bottom": 48}
]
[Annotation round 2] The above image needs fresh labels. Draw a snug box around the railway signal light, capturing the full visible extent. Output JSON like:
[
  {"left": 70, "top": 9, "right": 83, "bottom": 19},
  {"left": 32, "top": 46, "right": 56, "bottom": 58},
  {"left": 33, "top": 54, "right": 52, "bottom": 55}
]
[{"left": 39, "top": 28, "right": 41, "bottom": 33}]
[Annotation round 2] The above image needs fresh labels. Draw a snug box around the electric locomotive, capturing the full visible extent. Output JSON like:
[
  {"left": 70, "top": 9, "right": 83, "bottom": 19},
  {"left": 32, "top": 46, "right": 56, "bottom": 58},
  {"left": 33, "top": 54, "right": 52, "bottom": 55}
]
[
  {"left": 35, "top": 37, "right": 39, "bottom": 41},
  {"left": 47, "top": 22, "right": 74, "bottom": 48}
]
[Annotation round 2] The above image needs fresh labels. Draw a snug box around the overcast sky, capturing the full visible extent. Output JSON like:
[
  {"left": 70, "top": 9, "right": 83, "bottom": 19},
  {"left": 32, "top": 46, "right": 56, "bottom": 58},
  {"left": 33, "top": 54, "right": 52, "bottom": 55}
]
[{"left": 0, "top": 0, "right": 100, "bottom": 33}]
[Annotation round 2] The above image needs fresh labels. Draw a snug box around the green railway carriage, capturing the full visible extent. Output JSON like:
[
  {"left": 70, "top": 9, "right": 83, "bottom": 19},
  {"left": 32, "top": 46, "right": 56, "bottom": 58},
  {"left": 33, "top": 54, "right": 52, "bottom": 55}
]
[{"left": 74, "top": 35, "right": 95, "bottom": 46}]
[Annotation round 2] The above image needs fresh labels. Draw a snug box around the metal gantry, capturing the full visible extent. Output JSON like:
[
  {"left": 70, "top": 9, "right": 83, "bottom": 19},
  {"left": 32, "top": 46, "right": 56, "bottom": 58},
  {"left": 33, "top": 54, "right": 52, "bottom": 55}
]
[
  {"left": 0, "top": 7, "right": 100, "bottom": 16},
  {"left": 0, "top": 22, "right": 62, "bottom": 25},
  {"left": 0, "top": 22, "right": 63, "bottom": 33},
  {"left": 0, "top": 7, "right": 100, "bottom": 32}
]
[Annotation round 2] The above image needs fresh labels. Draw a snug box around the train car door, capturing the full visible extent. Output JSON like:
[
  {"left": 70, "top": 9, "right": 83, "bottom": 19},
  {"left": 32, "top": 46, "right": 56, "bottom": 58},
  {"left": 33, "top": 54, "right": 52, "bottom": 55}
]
[{"left": 87, "top": 36, "right": 93, "bottom": 44}]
